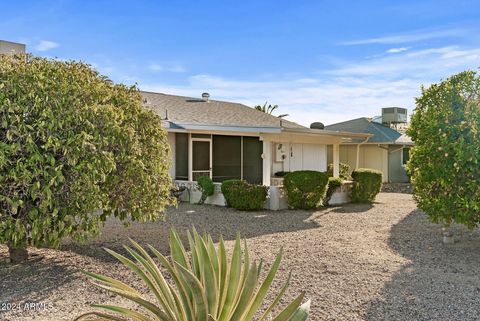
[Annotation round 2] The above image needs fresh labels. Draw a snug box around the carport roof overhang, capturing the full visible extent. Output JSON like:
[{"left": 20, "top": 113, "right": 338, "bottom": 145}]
[{"left": 261, "top": 128, "right": 371, "bottom": 144}]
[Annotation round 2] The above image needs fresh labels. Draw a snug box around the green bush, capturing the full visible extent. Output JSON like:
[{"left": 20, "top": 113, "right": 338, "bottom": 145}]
[
  {"left": 221, "top": 180, "right": 267, "bottom": 210},
  {"left": 351, "top": 168, "right": 382, "bottom": 203},
  {"left": 197, "top": 176, "right": 215, "bottom": 204},
  {"left": 221, "top": 179, "right": 244, "bottom": 206},
  {"left": 327, "top": 162, "right": 351, "bottom": 180},
  {"left": 407, "top": 70, "right": 480, "bottom": 229},
  {"left": 283, "top": 171, "right": 329, "bottom": 209},
  {"left": 325, "top": 177, "right": 343, "bottom": 205},
  {"left": 229, "top": 183, "right": 267, "bottom": 211}
]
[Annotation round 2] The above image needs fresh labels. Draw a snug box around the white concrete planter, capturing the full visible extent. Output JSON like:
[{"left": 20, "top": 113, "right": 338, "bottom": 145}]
[
  {"left": 270, "top": 177, "right": 284, "bottom": 187},
  {"left": 267, "top": 180, "right": 353, "bottom": 210},
  {"left": 267, "top": 186, "right": 288, "bottom": 210},
  {"left": 173, "top": 179, "right": 353, "bottom": 210},
  {"left": 174, "top": 181, "right": 226, "bottom": 206},
  {"left": 328, "top": 181, "right": 353, "bottom": 205}
]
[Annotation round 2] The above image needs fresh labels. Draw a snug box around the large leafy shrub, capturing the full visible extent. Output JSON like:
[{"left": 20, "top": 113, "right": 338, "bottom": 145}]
[
  {"left": 325, "top": 177, "right": 343, "bottom": 206},
  {"left": 327, "top": 162, "right": 351, "bottom": 180},
  {"left": 351, "top": 168, "right": 382, "bottom": 203},
  {"left": 407, "top": 70, "right": 480, "bottom": 229},
  {"left": 0, "top": 55, "right": 173, "bottom": 262},
  {"left": 76, "top": 228, "right": 310, "bottom": 321},
  {"left": 222, "top": 180, "right": 267, "bottom": 211},
  {"left": 283, "top": 171, "right": 329, "bottom": 209},
  {"left": 197, "top": 176, "right": 215, "bottom": 204}
]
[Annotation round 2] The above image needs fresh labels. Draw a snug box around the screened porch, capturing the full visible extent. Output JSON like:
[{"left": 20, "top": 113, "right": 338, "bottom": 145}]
[{"left": 173, "top": 133, "right": 263, "bottom": 184}]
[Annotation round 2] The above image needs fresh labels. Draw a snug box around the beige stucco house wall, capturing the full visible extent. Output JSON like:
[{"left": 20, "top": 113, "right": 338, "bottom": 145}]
[
  {"left": 271, "top": 142, "right": 327, "bottom": 174},
  {"left": 328, "top": 144, "right": 389, "bottom": 182}
]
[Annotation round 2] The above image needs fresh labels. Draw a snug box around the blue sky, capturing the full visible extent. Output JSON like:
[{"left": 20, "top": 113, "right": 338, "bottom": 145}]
[{"left": 2, "top": 0, "right": 480, "bottom": 125}]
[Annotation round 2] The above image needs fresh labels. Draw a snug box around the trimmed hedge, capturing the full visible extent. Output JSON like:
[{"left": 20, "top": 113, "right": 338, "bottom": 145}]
[
  {"left": 351, "top": 168, "right": 382, "bottom": 203},
  {"left": 221, "top": 179, "right": 244, "bottom": 207},
  {"left": 325, "top": 177, "right": 343, "bottom": 206},
  {"left": 283, "top": 171, "right": 329, "bottom": 209},
  {"left": 221, "top": 180, "right": 267, "bottom": 210},
  {"left": 197, "top": 176, "right": 215, "bottom": 205}
]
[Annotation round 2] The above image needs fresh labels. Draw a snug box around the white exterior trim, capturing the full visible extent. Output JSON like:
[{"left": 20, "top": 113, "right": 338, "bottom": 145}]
[
  {"left": 167, "top": 123, "right": 282, "bottom": 133},
  {"left": 262, "top": 141, "right": 272, "bottom": 186},
  {"left": 333, "top": 143, "right": 340, "bottom": 177},
  {"left": 190, "top": 136, "right": 213, "bottom": 179},
  {"left": 188, "top": 133, "right": 193, "bottom": 181},
  {"left": 240, "top": 137, "right": 244, "bottom": 180}
]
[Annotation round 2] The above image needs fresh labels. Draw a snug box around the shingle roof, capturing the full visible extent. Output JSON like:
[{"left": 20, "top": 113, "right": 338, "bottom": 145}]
[
  {"left": 395, "top": 133, "right": 413, "bottom": 145},
  {"left": 325, "top": 117, "right": 410, "bottom": 144},
  {"left": 140, "top": 91, "right": 304, "bottom": 129}
]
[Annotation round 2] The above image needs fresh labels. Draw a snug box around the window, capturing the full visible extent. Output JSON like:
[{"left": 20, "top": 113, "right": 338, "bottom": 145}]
[
  {"left": 212, "top": 135, "right": 241, "bottom": 182},
  {"left": 175, "top": 133, "right": 188, "bottom": 180},
  {"left": 242, "top": 137, "right": 263, "bottom": 184},
  {"left": 402, "top": 147, "right": 410, "bottom": 165}
]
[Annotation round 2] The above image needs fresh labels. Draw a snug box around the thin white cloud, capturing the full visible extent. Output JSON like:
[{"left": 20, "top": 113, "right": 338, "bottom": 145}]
[
  {"left": 330, "top": 46, "right": 480, "bottom": 77},
  {"left": 149, "top": 63, "right": 186, "bottom": 73},
  {"left": 386, "top": 47, "right": 410, "bottom": 54},
  {"left": 341, "top": 28, "right": 465, "bottom": 45},
  {"left": 35, "top": 40, "right": 59, "bottom": 51},
  {"left": 141, "top": 45, "right": 480, "bottom": 126}
]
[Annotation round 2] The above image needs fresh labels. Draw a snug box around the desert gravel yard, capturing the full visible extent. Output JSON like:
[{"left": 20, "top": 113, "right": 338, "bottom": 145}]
[{"left": 1, "top": 191, "right": 480, "bottom": 321}]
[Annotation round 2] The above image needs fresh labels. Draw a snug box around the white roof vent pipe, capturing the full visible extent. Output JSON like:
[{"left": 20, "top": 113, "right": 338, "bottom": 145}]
[{"left": 201, "top": 92, "right": 210, "bottom": 102}]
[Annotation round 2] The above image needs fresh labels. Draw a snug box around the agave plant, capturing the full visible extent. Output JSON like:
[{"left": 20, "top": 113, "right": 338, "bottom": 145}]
[{"left": 75, "top": 228, "right": 310, "bottom": 321}]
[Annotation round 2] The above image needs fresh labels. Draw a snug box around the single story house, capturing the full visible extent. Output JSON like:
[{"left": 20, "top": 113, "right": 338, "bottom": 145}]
[
  {"left": 325, "top": 113, "right": 413, "bottom": 183},
  {"left": 141, "top": 91, "right": 371, "bottom": 209}
]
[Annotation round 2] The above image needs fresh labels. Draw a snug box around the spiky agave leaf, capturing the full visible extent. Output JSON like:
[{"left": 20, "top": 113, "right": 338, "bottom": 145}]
[{"left": 76, "top": 228, "right": 310, "bottom": 321}]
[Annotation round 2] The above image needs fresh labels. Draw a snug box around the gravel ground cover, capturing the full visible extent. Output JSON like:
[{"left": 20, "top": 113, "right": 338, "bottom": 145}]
[
  {"left": 1, "top": 192, "right": 480, "bottom": 321},
  {"left": 381, "top": 183, "right": 413, "bottom": 194}
]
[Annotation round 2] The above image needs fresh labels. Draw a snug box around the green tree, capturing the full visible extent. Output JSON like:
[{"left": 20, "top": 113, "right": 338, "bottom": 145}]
[
  {"left": 407, "top": 70, "right": 480, "bottom": 230},
  {"left": 254, "top": 102, "right": 289, "bottom": 118},
  {"left": 0, "top": 54, "right": 173, "bottom": 262}
]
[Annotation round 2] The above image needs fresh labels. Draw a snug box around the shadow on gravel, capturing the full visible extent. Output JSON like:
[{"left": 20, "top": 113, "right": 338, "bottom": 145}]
[
  {"left": 62, "top": 203, "right": 319, "bottom": 262},
  {"left": 331, "top": 202, "right": 374, "bottom": 213},
  {"left": 0, "top": 256, "right": 75, "bottom": 303},
  {"left": 365, "top": 209, "right": 480, "bottom": 321}
]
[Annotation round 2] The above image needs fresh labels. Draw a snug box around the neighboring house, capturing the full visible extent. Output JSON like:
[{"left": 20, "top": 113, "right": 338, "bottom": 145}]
[
  {"left": 0, "top": 40, "right": 26, "bottom": 55},
  {"left": 325, "top": 109, "right": 413, "bottom": 183},
  {"left": 141, "top": 91, "right": 371, "bottom": 208}
]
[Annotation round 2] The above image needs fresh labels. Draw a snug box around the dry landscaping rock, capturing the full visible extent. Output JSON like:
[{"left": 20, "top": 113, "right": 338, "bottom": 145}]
[{"left": 1, "top": 193, "right": 479, "bottom": 321}]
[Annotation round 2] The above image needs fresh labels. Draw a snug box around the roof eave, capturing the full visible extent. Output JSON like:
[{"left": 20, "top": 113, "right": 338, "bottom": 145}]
[
  {"left": 163, "top": 122, "right": 282, "bottom": 133},
  {"left": 281, "top": 127, "right": 372, "bottom": 139}
]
